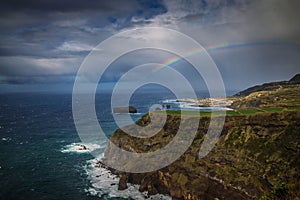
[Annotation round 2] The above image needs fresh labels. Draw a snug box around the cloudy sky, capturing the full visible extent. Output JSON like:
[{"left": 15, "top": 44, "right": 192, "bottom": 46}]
[{"left": 0, "top": 0, "right": 299, "bottom": 93}]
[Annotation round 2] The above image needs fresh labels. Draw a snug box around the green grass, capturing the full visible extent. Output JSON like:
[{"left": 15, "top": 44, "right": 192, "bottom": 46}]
[
  {"left": 165, "top": 110, "right": 209, "bottom": 116},
  {"left": 156, "top": 106, "right": 300, "bottom": 117},
  {"left": 162, "top": 109, "right": 234, "bottom": 116},
  {"left": 165, "top": 110, "right": 181, "bottom": 115},
  {"left": 225, "top": 110, "right": 241, "bottom": 116},
  {"left": 260, "top": 107, "right": 284, "bottom": 112},
  {"left": 287, "top": 107, "right": 300, "bottom": 111},
  {"left": 284, "top": 100, "right": 300, "bottom": 105},
  {"left": 238, "top": 109, "right": 264, "bottom": 115},
  {"left": 260, "top": 107, "right": 300, "bottom": 112}
]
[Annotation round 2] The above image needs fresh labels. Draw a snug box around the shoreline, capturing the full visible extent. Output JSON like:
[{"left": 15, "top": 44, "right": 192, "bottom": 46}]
[{"left": 101, "top": 110, "right": 300, "bottom": 199}]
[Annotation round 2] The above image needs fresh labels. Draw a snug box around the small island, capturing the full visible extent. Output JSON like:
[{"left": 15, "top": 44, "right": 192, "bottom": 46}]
[{"left": 113, "top": 106, "right": 137, "bottom": 114}]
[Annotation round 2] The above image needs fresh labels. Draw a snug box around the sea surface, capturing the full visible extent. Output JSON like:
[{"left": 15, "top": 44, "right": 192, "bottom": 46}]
[{"left": 0, "top": 89, "right": 236, "bottom": 199}]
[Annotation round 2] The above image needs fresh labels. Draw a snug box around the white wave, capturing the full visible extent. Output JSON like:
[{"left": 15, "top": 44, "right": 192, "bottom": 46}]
[
  {"left": 84, "top": 158, "right": 171, "bottom": 200},
  {"left": 179, "top": 103, "right": 232, "bottom": 111},
  {"left": 61, "top": 143, "right": 102, "bottom": 154},
  {"left": 162, "top": 99, "right": 232, "bottom": 111},
  {"left": 1, "top": 137, "right": 11, "bottom": 141},
  {"left": 131, "top": 113, "right": 143, "bottom": 115},
  {"left": 161, "top": 99, "right": 180, "bottom": 103},
  {"left": 113, "top": 113, "right": 143, "bottom": 115},
  {"left": 209, "top": 106, "right": 233, "bottom": 111}
]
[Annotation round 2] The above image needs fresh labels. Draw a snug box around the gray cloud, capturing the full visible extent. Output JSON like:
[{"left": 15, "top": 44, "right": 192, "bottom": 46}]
[
  {"left": 158, "top": 0, "right": 300, "bottom": 89},
  {"left": 0, "top": 0, "right": 139, "bottom": 13},
  {"left": 0, "top": 0, "right": 299, "bottom": 92}
]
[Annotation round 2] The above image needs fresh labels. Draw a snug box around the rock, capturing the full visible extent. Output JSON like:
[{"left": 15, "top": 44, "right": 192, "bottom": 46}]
[
  {"left": 76, "top": 144, "right": 88, "bottom": 151},
  {"left": 147, "top": 184, "right": 158, "bottom": 196},
  {"left": 118, "top": 173, "right": 128, "bottom": 190},
  {"left": 169, "top": 188, "right": 182, "bottom": 199},
  {"left": 113, "top": 106, "right": 137, "bottom": 113}
]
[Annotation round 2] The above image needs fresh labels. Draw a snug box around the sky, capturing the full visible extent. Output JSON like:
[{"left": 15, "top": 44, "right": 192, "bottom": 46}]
[{"left": 0, "top": 0, "right": 299, "bottom": 93}]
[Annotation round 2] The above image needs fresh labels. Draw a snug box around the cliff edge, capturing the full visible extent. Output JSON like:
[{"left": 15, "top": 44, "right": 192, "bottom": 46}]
[
  {"left": 102, "top": 80, "right": 300, "bottom": 200},
  {"left": 104, "top": 110, "right": 299, "bottom": 199}
]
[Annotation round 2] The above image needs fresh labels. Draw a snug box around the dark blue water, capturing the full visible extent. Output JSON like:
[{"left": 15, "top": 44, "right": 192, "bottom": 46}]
[
  {"left": 0, "top": 89, "right": 179, "bottom": 200},
  {"left": 0, "top": 88, "right": 236, "bottom": 199}
]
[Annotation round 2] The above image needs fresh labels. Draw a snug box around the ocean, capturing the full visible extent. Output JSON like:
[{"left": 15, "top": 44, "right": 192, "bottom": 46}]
[{"left": 0, "top": 89, "right": 235, "bottom": 199}]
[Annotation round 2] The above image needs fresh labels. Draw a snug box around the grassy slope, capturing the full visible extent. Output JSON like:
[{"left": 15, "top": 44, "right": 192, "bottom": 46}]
[
  {"left": 231, "top": 86, "right": 300, "bottom": 109},
  {"left": 105, "top": 86, "right": 300, "bottom": 200},
  {"left": 164, "top": 86, "right": 300, "bottom": 117}
]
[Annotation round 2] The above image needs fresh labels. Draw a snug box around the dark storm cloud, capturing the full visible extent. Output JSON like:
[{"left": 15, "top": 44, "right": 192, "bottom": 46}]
[
  {"left": 0, "top": 0, "right": 167, "bottom": 55},
  {"left": 0, "top": 1, "right": 144, "bottom": 30},
  {"left": 0, "top": 0, "right": 299, "bottom": 92},
  {"left": 0, "top": 74, "right": 75, "bottom": 84},
  {"left": 0, "top": 0, "right": 167, "bottom": 85},
  {"left": 0, "top": 0, "right": 137, "bottom": 12}
]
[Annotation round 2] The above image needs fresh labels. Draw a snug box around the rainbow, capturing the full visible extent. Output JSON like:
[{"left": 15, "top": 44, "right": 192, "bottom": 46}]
[{"left": 152, "top": 41, "right": 300, "bottom": 73}]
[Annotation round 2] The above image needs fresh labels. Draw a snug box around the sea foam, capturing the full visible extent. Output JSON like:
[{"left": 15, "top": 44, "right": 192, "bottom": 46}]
[
  {"left": 84, "top": 158, "right": 171, "bottom": 200},
  {"left": 61, "top": 143, "right": 102, "bottom": 154}
]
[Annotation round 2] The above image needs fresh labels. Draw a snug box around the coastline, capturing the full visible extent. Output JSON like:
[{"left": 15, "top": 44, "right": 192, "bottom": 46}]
[
  {"left": 97, "top": 80, "right": 300, "bottom": 199},
  {"left": 101, "top": 110, "right": 300, "bottom": 199}
]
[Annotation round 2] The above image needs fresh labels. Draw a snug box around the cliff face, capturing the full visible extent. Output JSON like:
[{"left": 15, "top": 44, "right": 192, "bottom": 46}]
[{"left": 103, "top": 111, "right": 300, "bottom": 199}]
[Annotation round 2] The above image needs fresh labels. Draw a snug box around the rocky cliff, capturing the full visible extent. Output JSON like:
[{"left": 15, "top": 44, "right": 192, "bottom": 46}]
[
  {"left": 101, "top": 82, "right": 300, "bottom": 200},
  {"left": 102, "top": 110, "right": 300, "bottom": 199}
]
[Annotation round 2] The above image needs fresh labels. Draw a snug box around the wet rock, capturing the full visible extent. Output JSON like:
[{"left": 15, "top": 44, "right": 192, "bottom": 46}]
[{"left": 118, "top": 173, "right": 128, "bottom": 190}]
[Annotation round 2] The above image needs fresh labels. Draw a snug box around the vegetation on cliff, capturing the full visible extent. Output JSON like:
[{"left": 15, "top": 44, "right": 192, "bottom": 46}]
[
  {"left": 231, "top": 86, "right": 300, "bottom": 109},
  {"left": 102, "top": 80, "right": 300, "bottom": 199},
  {"left": 234, "top": 74, "right": 300, "bottom": 97},
  {"left": 105, "top": 110, "right": 299, "bottom": 199}
]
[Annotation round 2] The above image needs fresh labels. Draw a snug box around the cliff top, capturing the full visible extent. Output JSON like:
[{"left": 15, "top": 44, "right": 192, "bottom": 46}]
[{"left": 235, "top": 74, "right": 300, "bottom": 97}]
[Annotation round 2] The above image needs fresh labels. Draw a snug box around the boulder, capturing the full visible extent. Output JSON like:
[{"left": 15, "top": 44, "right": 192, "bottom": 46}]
[{"left": 118, "top": 173, "right": 128, "bottom": 190}]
